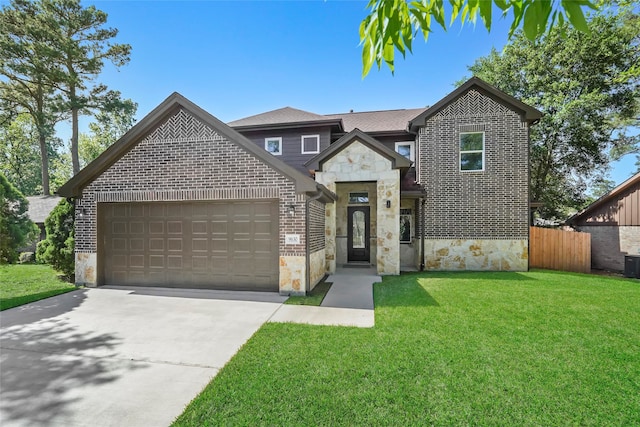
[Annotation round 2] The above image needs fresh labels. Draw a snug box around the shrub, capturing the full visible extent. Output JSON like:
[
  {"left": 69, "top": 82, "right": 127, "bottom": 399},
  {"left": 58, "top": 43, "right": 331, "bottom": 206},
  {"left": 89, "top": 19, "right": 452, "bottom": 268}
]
[
  {"left": 19, "top": 252, "right": 35, "bottom": 263},
  {"left": 0, "top": 173, "right": 39, "bottom": 263},
  {"left": 36, "top": 199, "right": 75, "bottom": 280}
]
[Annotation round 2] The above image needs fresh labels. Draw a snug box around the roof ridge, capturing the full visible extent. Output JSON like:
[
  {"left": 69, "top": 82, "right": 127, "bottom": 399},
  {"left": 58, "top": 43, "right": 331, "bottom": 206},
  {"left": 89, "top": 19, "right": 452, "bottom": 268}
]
[{"left": 325, "top": 107, "right": 427, "bottom": 116}]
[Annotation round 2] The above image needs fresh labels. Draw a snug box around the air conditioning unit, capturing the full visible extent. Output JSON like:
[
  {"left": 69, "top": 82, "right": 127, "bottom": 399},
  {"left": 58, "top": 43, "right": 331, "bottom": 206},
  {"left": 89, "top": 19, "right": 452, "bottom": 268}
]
[{"left": 624, "top": 256, "right": 640, "bottom": 279}]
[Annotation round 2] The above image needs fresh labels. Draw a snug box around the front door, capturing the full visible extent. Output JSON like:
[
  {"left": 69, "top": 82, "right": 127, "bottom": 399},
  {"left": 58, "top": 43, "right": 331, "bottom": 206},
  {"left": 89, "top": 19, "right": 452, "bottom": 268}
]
[{"left": 347, "top": 206, "right": 370, "bottom": 262}]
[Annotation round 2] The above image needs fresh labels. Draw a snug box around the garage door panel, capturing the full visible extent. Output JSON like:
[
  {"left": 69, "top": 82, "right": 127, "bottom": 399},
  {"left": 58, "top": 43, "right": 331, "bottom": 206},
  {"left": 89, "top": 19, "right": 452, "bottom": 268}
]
[{"left": 102, "top": 201, "right": 278, "bottom": 290}]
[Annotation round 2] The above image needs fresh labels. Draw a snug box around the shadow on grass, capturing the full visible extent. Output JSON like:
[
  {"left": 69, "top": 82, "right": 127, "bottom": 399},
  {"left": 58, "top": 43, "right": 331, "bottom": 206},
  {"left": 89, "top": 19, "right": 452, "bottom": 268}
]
[
  {"left": 0, "top": 288, "right": 77, "bottom": 311},
  {"left": 412, "top": 271, "right": 537, "bottom": 281},
  {"left": 375, "top": 274, "right": 440, "bottom": 308}
]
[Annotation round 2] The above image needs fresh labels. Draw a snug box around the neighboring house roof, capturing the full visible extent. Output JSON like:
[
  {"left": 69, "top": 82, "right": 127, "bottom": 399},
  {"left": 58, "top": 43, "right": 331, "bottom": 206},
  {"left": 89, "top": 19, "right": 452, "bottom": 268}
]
[
  {"left": 57, "top": 93, "right": 336, "bottom": 201},
  {"left": 325, "top": 108, "right": 427, "bottom": 134},
  {"left": 304, "top": 128, "right": 412, "bottom": 172},
  {"left": 408, "top": 77, "right": 542, "bottom": 132},
  {"left": 566, "top": 172, "right": 640, "bottom": 226},
  {"left": 228, "top": 106, "right": 344, "bottom": 132},
  {"left": 26, "top": 196, "right": 62, "bottom": 224}
]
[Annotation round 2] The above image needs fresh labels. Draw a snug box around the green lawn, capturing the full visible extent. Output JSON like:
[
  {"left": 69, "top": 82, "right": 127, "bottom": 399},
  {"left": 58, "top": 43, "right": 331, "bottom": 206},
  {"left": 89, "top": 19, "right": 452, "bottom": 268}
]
[
  {"left": 0, "top": 264, "right": 77, "bottom": 311},
  {"left": 174, "top": 270, "right": 640, "bottom": 426}
]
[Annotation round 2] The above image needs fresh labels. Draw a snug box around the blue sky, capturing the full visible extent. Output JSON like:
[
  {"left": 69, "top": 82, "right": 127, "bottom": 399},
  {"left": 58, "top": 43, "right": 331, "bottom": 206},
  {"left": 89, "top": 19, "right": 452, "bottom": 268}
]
[{"left": 79, "top": 1, "right": 636, "bottom": 186}]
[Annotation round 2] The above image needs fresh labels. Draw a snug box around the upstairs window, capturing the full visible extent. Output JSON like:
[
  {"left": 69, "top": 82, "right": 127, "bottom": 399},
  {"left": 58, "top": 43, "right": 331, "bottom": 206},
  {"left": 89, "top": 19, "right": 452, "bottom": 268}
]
[
  {"left": 265, "top": 137, "right": 282, "bottom": 156},
  {"left": 460, "top": 132, "right": 484, "bottom": 171},
  {"left": 395, "top": 141, "right": 415, "bottom": 162},
  {"left": 301, "top": 135, "right": 320, "bottom": 154}
]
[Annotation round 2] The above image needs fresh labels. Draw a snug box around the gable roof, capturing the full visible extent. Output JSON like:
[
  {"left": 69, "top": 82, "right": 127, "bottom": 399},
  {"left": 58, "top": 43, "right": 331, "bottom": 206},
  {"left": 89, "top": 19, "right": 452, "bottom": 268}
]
[
  {"left": 304, "top": 128, "right": 412, "bottom": 172},
  {"left": 26, "top": 195, "right": 62, "bottom": 224},
  {"left": 325, "top": 108, "right": 427, "bottom": 133},
  {"left": 566, "top": 172, "right": 640, "bottom": 225},
  {"left": 408, "top": 77, "right": 542, "bottom": 132},
  {"left": 57, "top": 93, "right": 334, "bottom": 199},
  {"left": 228, "top": 106, "right": 343, "bottom": 131}
]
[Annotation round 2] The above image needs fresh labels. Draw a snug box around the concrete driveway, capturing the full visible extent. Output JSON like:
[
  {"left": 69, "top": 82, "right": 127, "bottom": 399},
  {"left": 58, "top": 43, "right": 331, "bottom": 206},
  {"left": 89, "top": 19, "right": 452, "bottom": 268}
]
[{"left": 0, "top": 286, "right": 286, "bottom": 427}]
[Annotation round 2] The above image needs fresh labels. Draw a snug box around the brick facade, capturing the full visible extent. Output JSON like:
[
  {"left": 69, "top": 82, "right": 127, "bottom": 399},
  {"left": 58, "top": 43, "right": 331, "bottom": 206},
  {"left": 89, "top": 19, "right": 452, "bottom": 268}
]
[
  {"left": 308, "top": 199, "right": 325, "bottom": 253},
  {"left": 74, "top": 108, "right": 325, "bottom": 292},
  {"left": 577, "top": 225, "right": 640, "bottom": 272},
  {"left": 418, "top": 89, "right": 529, "bottom": 240}
]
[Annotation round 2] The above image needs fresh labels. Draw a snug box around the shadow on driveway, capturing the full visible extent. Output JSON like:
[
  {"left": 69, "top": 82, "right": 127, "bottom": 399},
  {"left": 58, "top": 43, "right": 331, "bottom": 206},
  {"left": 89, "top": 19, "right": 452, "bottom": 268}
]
[{"left": 1, "top": 290, "right": 144, "bottom": 426}]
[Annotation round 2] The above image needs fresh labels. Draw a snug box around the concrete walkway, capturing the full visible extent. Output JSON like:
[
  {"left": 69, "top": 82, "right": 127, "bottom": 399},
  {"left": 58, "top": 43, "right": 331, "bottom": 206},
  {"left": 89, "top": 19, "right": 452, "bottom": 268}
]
[{"left": 269, "top": 266, "right": 380, "bottom": 328}]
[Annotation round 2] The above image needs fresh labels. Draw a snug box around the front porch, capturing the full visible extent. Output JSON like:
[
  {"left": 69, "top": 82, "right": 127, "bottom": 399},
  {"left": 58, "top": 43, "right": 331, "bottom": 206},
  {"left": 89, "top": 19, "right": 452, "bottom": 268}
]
[{"left": 307, "top": 129, "right": 413, "bottom": 276}]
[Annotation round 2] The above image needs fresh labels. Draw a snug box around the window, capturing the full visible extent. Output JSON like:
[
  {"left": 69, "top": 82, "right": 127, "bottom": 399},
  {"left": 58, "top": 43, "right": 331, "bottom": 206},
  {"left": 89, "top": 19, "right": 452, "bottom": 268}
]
[
  {"left": 395, "top": 141, "right": 415, "bottom": 162},
  {"left": 400, "top": 208, "right": 412, "bottom": 243},
  {"left": 301, "top": 134, "right": 320, "bottom": 154},
  {"left": 265, "top": 137, "right": 282, "bottom": 155},
  {"left": 349, "top": 192, "right": 369, "bottom": 204},
  {"left": 460, "top": 132, "right": 484, "bottom": 171}
]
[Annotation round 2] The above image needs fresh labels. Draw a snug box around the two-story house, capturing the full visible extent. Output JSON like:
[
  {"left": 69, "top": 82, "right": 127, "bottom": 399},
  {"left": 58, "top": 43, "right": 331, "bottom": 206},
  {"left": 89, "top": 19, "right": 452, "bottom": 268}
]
[{"left": 59, "top": 77, "right": 541, "bottom": 295}]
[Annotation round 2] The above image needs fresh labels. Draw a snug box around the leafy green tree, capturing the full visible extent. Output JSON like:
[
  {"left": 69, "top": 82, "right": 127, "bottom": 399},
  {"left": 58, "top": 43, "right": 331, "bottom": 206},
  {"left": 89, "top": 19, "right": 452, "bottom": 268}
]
[
  {"left": 36, "top": 198, "right": 74, "bottom": 279},
  {"left": 41, "top": 0, "right": 131, "bottom": 175},
  {"left": 0, "top": 173, "right": 38, "bottom": 263},
  {"left": 0, "top": 114, "right": 42, "bottom": 195},
  {"left": 79, "top": 96, "right": 137, "bottom": 167},
  {"left": 0, "top": 0, "right": 63, "bottom": 195},
  {"left": 360, "top": 0, "right": 598, "bottom": 76},
  {"left": 463, "top": 9, "right": 639, "bottom": 218}
]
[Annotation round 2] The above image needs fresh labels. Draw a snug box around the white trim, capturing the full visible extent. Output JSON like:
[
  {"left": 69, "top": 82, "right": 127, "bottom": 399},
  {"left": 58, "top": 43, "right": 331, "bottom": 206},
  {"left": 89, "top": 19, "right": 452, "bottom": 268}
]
[
  {"left": 301, "top": 134, "right": 320, "bottom": 154},
  {"left": 459, "top": 132, "right": 485, "bottom": 172},
  {"left": 395, "top": 141, "right": 415, "bottom": 162},
  {"left": 264, "top": 137, "right": 283, "bottom": 156}
]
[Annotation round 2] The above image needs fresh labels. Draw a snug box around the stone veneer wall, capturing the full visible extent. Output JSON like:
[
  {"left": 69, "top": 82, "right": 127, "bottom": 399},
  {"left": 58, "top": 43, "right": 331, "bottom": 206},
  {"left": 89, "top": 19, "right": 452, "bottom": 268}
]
[
  {"left": 74, "top": 108, "right": 308, "bottom": 292},
  {"left": 576, "top": 225, "right": 640, "bottom": 272},
  {"left": 309, "top": 249, "right": 326, "bottom": 290},
  {"left": 315, "top": 140, "right": 400, "bottom": 275},
  {"left": 417, "top": 89, "right": 530, "bottom": 271},
  {"left": 424, "top": 239, "right": 528, "bottom": 271}
]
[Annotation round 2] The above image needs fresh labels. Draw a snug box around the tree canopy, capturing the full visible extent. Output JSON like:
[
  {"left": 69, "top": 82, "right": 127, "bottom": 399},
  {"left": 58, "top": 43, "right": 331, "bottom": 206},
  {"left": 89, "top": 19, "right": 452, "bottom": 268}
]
[
  {"left": 360, "top": 0, "right": 598, "bottom": 76},
  {"left": 463, "top": 8, "right": 639, "bottom": 218},
  {"left": 0, "top": 0, "right": 132, "bottom": 194}
]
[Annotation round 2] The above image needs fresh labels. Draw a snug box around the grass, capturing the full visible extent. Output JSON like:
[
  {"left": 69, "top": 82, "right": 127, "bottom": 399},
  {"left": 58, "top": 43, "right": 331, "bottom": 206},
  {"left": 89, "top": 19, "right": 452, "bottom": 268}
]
[
  {"left": 284, "top": 281, "right": 332, "bottom": 306},
  {"left": 174, "top": 270, "right": 640, "bottom": 426},
  {"left": 0, "top": 264, "right": 77, "bottom": 311}
]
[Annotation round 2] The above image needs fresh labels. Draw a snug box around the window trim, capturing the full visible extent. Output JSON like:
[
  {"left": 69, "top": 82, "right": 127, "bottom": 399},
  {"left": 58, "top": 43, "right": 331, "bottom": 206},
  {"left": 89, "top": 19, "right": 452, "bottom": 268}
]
[
  {"left": 301, "top": 134, "right": 320, "bottom": 154},
  {"left": 459, "top": 132, "right": 485, "bottom": 172},
  {"left": 264, "top": 137, "right": 283, "bottom": 156},
  {"left": 395, "top": 141, "right": 415, "bottom": 162},
  {"left": 399, "top": 208, "right": 412, "bottom": 243}
]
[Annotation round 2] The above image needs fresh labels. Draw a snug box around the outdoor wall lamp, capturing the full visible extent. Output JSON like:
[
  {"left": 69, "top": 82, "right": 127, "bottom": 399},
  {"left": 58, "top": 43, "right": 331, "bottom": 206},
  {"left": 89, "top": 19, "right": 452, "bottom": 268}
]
[
  {"left": 386, "top": 200, "right": 391, "bottom": 208},
  {"left": 288, "top": 204, "right": 296, "bottom": 217},
  {"left": 78, "top": 208, "right": 88, "bottom": 218}
]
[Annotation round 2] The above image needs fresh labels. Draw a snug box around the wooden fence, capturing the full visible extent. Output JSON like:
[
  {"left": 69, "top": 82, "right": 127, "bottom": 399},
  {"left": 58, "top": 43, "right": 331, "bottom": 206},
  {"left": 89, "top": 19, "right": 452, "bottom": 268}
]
[{"left": 529, "top": 227, "right": 591, "bottom": 273}]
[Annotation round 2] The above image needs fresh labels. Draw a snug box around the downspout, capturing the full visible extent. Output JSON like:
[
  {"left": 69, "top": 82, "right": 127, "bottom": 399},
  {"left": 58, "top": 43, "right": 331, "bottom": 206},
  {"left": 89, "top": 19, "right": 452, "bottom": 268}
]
[
  {"left": 420, "top": 197, "right": 426, "bottom": 271},
  {"left": 305, "top": 188, "right": 325, "bottom": 293}
]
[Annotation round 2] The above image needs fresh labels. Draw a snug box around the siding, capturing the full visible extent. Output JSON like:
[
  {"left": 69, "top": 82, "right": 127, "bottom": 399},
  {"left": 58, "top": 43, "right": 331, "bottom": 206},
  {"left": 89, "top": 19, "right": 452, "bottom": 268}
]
[
  {"left": 238, "top": 126, "right": 331, "bottom": 174},
  {"left": 573, "top": 178, "right": 640, "bottom": 226},
  {"left": 418, "top": 89, "right": 529, "bottom": 239}
]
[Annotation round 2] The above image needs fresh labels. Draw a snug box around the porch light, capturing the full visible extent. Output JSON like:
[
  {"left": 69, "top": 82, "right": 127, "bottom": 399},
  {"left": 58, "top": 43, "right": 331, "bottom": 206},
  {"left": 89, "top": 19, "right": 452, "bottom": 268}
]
[
  {"left": 288, "top": 204, "right": 296, "bottom": 217},
  {"left": 78, "top": 208, "right": 88, "bottom": 218},
  {"left": 386, "top": 200, "right": 391, "bottom": 208}
]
